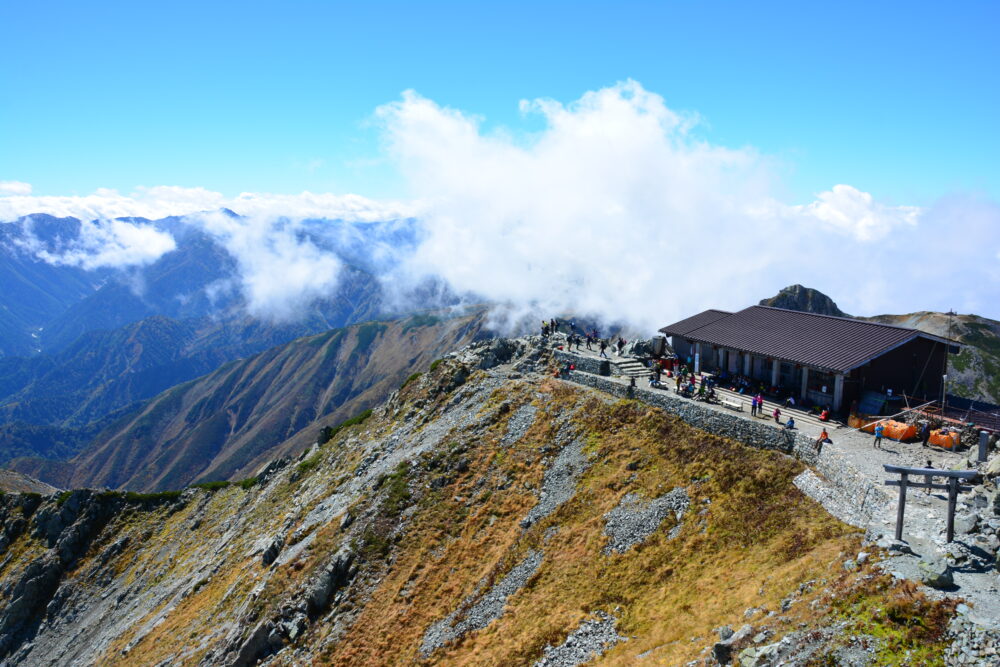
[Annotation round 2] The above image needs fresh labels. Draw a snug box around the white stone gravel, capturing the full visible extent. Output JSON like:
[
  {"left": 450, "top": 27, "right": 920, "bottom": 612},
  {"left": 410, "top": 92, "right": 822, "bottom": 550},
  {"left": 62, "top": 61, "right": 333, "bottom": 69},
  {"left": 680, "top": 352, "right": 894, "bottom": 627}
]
[
  {"left": 420, "top": 550, "right": 543, "bottom": 656},
  {"left": 533, "top": 611, "right": 624, "bottom": 667},
  {"left": 603, "top": 489, "right": 690, "bottom": 555}
]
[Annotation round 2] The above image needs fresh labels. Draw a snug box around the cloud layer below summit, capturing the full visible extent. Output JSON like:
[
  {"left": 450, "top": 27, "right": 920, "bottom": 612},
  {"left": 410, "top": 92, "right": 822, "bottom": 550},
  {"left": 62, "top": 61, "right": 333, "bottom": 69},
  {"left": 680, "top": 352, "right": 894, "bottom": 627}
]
[{"left": 2, "top": 81, "right": 998, "bottom": 326}]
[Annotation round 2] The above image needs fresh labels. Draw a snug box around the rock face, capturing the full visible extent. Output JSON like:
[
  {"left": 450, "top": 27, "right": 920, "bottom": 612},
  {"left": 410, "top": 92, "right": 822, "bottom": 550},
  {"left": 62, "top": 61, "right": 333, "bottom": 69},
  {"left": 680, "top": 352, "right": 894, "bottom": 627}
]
[{"left": 759, "top": 284, "right": 849, "bottom": 318}]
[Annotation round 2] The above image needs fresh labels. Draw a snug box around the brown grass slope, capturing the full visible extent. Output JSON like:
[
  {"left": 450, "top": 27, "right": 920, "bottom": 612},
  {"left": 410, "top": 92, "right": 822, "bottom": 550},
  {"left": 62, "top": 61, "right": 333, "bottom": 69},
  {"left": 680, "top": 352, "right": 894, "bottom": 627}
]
[
  {"left": 0, "top": 350, "right": 959, "bottom": 666},
  {"left": 61, "top": 312, "right": 486, "bottom": 491}
]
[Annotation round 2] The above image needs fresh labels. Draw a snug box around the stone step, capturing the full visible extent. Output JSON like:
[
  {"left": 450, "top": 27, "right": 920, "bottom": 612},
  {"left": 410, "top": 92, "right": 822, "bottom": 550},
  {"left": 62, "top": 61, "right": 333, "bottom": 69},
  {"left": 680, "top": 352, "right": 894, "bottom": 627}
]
[{"left": 613, "top": 360, "right": 652, "bottom": 377}]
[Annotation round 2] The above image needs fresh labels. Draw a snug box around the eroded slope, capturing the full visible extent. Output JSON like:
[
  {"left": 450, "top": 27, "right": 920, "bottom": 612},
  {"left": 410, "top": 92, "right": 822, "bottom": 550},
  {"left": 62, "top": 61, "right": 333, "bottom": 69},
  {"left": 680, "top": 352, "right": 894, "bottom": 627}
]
[{"left": 0, "top": 338, "right": 960, "bottom": 665}]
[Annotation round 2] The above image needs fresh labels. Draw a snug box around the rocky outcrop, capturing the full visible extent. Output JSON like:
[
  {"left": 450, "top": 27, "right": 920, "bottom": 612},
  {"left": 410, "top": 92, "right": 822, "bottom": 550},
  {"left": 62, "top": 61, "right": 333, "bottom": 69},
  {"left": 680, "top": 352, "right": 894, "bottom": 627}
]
[
  {"left": 0, "top": 490, "right": 124, "bottom": 660},
  {"left": 759, "top": 284, "right": 849, "bottom": 318}
]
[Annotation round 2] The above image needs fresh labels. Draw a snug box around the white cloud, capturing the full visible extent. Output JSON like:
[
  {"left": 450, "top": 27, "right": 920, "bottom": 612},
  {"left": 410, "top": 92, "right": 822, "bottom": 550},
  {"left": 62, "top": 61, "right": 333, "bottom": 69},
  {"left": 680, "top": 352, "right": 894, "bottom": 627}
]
[
  {"left": 20, "top": 216, "right": 177, "bottom": 270},
  {"left": 0, "top": 181, "right": 32, "bottom": 195},
  {"left": 0, "top": 187, "right": 413, "bottom": 223},
  {"left": 375, "top": 81, "right": 1000, "bottom": 329},
  {"left": 792, "top": 184, "right": 920, "bottom": 241},
  {"left": 193, "top": 211, "right": 343, "bottom": 321},
  {"left": 2, "top": 82, "right": 997, "bottom": 326}
]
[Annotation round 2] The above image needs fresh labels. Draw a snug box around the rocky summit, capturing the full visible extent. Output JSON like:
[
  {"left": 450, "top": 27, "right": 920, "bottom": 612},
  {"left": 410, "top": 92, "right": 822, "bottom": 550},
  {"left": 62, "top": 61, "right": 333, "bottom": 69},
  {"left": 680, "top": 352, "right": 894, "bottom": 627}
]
[{"left": 0, "top": 335, "right": 995, "bottom": 665}]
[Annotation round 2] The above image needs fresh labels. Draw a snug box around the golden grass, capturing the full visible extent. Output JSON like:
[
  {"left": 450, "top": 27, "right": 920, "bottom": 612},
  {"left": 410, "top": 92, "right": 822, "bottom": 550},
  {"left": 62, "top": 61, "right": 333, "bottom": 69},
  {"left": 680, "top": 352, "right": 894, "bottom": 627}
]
[
  {"left": 316, "top": 386, "right": 866, "bottom": 666},
  {"left": 0, "top": 377, "right": 958, "bottom": 666}
]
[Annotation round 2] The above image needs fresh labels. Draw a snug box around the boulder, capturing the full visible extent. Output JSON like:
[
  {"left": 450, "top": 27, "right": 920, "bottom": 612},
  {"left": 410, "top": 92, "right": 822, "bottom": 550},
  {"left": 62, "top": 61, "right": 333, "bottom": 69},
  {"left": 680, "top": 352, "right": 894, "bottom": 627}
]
[
  {"left": 985, "top": 455, "right": 1000, "bottom": 478},
  {"left": 712, "top": 624, "right": 753, "bottom": 665},
  {"left": 918, "top": 558, "right": 954, "bottom": 589},
  {"left": 954, "top": 513, "right": 979, "bottom": 536},
  {"left": 304, "top": 548, "right": 355, "bottom": 617},
  {"left": 262, "top": 536, "right": 284, "bottom": 566}
]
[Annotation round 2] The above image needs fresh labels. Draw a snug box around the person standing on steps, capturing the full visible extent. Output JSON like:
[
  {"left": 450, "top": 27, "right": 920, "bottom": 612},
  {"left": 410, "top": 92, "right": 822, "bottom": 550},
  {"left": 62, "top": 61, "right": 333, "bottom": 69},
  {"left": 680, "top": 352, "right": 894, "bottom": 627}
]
[
  {"left": 919, "top": 422, "right": 931, "bottom": 449},
  {"left": 773, "top": 406, "right": 781, "bottom": 424},
  {"left": 599, "top": 338, "right": 609, "bottom": 358},
  {"left": 750, "top": 394, "right": 758, "bottom": 417},
  {"left": 873, "top": 422, "right": 885, "bottom": 449}
]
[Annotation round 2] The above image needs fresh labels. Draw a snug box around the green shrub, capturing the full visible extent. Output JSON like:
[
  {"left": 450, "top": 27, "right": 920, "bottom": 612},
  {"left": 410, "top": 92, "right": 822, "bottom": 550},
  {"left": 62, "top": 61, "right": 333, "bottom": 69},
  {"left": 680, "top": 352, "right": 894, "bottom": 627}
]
[
  {"left": 319, "top": 409, "right": 374, "bottom": 445},
  {"left": 355, "top": 528, "right": 391, "bottom": 559},
  {"left": 381, "top": 462, "right": 412, "bottom": 517},
  {"left": 430, "top": 358, "right": 444, "bottom": 372},
  {"left": 237, "top": 476, "right": 259, "bottom": 490},
  {"left": 190, "top": 480, "right": 231, "bottom": 492},
  {"left": 123, "top": 490, "right": 182, "bottom": 504},
  {"left": 297, "top": 454, "right": 322, "bottom": 475},
  {"left": 55, "top": 490, "right": 73, "bottom": 507},
  {"left": 401, "top": 372, "right": 422, "bottom": 390}
]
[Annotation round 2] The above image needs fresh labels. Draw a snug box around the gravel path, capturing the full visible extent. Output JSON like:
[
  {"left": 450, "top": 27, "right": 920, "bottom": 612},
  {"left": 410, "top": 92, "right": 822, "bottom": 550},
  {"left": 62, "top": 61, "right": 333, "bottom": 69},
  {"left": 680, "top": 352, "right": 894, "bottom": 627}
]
[
  {"left": 533, "top": 611, "right": 624, "bottom": 667},
  {"left": 603, "top": 489, "right": 690, "bottom": 554}
]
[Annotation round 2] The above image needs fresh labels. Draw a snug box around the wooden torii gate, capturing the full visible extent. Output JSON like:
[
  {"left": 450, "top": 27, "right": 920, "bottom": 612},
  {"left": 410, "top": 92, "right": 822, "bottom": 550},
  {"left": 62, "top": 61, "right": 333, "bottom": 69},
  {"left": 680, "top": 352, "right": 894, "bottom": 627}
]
[{"left": 883, "top": 464, "right": 979, "bottom": 543}]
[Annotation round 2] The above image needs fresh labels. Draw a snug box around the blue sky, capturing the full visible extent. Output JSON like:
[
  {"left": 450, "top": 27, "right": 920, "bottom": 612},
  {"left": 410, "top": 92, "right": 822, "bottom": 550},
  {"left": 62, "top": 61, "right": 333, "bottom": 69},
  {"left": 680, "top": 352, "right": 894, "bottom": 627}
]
[{"left": 3, "top": 0, "right": 997, "bottom": 205}]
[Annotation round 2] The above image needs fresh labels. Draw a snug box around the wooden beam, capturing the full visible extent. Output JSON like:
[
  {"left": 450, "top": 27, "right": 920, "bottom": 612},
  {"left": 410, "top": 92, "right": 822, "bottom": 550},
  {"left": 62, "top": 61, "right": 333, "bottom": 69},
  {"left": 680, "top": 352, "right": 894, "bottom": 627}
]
[
  {"left": 885, "top": 481, "right": 966, "bottom": 492},
  {"left": 895, "top": 473, "right": 908, "bottom": 541},
  {"left": 947, "top": 478, "right": 959, "bottom": 543},
  {"left": 883, "top": 464, "right": 979, "bottom": 480}
]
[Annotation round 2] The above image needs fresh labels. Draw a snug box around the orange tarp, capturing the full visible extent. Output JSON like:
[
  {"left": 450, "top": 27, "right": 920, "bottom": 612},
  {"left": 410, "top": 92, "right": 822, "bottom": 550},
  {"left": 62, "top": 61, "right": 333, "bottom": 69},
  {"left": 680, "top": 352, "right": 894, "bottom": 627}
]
[
  {"left": 928, "top": 430, "right": 961, "bottom": 449},
  {"left": 855, "top": 418, "right": 916, "bottom": 440},
  {"left": 883, "top": 421, "right": 917, "bottom": 441}
]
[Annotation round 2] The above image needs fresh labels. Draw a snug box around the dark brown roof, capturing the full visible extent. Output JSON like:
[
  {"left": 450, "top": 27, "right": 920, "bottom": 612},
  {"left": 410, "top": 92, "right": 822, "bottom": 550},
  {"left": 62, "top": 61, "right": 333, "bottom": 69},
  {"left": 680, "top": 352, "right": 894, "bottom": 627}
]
[
  {"left": 659, "top": 309, "right": 732, "bottom": 337},
  {"left": 660, "top": 305, "right": 953, "bottom": 373}
]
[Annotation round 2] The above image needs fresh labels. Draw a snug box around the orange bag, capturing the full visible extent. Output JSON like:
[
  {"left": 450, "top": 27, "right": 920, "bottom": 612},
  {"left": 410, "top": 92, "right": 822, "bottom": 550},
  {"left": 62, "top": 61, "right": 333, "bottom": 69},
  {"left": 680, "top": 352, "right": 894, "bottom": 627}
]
[
  {"left": 928, "top": 430, "right": 960, "bottom": 449},
  {"left": 882, "top": 420, "right": 917, "bottom": 441}
]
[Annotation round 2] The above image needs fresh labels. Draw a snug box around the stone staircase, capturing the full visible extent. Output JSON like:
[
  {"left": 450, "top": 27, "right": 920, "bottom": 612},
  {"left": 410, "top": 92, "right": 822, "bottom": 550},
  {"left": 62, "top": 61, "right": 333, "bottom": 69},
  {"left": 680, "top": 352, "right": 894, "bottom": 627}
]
[{"left": 613, "top": 358, "right": 653, "bottom": 378}]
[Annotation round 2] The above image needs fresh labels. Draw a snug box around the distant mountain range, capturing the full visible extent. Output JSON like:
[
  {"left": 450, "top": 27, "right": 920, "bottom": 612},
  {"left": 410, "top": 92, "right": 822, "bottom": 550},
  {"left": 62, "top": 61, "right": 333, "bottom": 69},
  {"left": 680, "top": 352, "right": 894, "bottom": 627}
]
[
  {"left": 2, "top": 212, "right": 997, "bottom": 494},
  {"left": 10, "top": 310, "right": 487, "bottom": 491}
]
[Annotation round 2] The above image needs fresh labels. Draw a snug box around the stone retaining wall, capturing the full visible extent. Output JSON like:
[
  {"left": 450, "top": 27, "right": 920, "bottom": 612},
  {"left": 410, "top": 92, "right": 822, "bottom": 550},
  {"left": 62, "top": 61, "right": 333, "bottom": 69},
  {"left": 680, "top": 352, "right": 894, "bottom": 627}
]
[
  {"left": 554, "top": 350, "right": 612, "bottom": 376},
  {"left": 565, "top": 370, "right": 889, "bottom": 528}
]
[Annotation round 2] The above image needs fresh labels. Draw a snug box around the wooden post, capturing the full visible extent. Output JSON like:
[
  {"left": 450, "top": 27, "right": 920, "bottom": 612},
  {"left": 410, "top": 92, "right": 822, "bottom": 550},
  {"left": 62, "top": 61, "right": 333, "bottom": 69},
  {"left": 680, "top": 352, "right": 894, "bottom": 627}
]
[
  {"left": 946, "top": 477, "right": 959, "bottom": 543},
  {"left": 895, "top": 473, "right": 908, "bottom": 541}
]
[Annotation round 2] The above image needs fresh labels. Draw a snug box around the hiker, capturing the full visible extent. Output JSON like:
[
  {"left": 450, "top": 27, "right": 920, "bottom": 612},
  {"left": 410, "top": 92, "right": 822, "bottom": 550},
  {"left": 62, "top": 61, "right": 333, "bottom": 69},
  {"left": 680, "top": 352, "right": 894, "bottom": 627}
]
[
  {"left": 873, "top": 422, "right": 885, "bottom": 449},
  {"left": 925, "top": 459, "right": 934, "bottom": 495},
  {"left": 773, "top": 407, "right": 781, "bottom": 424},
  {"left": 585, "top": 334, "right": 593, "bottom": 351},
  {"left": 783, "top": 395, "right": 796, "bottom": 409},
  {"left": 675, "top": 374, "right": 682, "bottom": 392},
  {"left": 919, "top": 422, "right": 932, "bottom": 448},
  {"left": 784, "top": 417, "right": 795, "bottom": 430},
  {"left": 750, "top": 394, "right": 758, "bottom": 417},
  {"left": 815, "top": 428, "right": 830, "bottom": 454},
  {"left": 599, "top": 339, "right": 609, "bottom": 358}
]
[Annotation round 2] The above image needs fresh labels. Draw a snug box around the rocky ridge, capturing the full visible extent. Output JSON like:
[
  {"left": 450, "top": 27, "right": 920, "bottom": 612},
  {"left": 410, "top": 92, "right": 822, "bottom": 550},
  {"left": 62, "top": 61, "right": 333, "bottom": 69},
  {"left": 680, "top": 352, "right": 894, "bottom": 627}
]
[{"left": 0, "top": 334, "right": 990, "bottom": 664}]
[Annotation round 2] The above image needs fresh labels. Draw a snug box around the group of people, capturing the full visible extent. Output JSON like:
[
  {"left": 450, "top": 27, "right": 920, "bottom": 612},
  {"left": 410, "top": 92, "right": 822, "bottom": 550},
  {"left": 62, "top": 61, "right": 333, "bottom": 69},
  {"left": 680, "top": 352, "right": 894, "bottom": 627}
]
[{"left": 542, "top": 319, "right": 627, "bottom": 360}]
